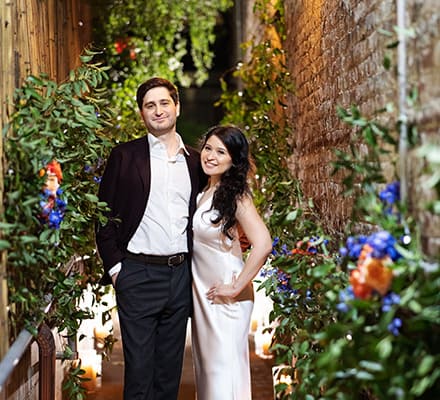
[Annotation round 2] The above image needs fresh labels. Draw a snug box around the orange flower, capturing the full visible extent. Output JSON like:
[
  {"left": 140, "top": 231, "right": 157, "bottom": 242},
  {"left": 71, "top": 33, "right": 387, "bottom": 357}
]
[
  {"left": 358, "top": 244, "right": 373, "bottom": 264},
  {"left": 291, "top": 248, "right": 310, "bottom": 255},
  {"left": 349, "top": 269, "right": 373, "bottom": 299},
  {"left": 360, "top": 257, "right": 393, "bottom": 296}
]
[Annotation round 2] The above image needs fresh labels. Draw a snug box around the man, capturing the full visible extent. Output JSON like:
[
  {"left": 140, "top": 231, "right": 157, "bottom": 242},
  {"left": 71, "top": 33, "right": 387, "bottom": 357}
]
[{"left": 96, "top": 77, "right": 205, "bottom": 400}]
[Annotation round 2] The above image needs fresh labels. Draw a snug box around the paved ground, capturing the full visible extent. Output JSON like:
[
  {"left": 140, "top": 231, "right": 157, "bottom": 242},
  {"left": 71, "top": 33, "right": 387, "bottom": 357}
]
[{"left": 86, "top": 319, "right": 275, "bottom": 400}]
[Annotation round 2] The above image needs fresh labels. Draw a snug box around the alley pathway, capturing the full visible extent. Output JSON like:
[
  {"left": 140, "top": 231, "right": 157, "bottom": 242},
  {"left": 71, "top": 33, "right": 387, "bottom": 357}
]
[{"left": 86, "top": 317, "right": 275, "bottom": 400}]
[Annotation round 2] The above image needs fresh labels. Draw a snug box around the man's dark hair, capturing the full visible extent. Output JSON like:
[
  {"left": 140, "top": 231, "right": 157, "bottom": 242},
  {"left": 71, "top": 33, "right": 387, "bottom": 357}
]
[{"left": 136, "top": 77, "right": 179, "bottom": 110}]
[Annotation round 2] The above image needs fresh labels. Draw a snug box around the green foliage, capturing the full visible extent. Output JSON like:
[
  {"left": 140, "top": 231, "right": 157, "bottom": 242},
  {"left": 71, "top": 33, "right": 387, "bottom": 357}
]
[
  {"left": 258, "top": 240, "right": 345, "bottom": 364},
  {"left": 94, "top": 0, "right": 233, "bottom": 141},
  {"left": 217, "top": 0, "right": 315, "bottom": 242},
  {"left": 320, "top": 258, "right": 439, "bottom": 399},
  {"left": 417, "top": 143, "right": 440, "bottom": 214},
  {"left": 333, "top": 103, "right": 398, "bottom": 191},
  {"left": 259, "top": 189, "right": 440, "bottom": 399},
  {"left": 62, "top": 360, "right": 88, "bottom": 400},
  {"left": 218, "top": 1, "right": 440, "bottom": 399},
  {"left": 2, "top": 48, "right": 114, "bottom": 338}
]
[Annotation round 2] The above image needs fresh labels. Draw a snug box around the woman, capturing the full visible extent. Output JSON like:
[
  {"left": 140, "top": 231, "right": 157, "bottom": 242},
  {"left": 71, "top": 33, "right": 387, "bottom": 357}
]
[{"left": 191, "top": 125, "right": 272, "bottom": 400}]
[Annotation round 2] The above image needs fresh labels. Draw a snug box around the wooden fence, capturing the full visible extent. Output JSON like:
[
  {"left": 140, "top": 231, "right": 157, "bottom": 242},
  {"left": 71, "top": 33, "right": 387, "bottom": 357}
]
[{"left": 0, "top": 1, "right": 94, "bottom": 396}]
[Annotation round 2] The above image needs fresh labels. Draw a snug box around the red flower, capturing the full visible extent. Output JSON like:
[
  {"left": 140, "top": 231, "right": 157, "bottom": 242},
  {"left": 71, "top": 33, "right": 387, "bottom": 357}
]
[
  {"left": 115, "top": 38, "right": 129, "bottom": 54},
  {"left": 45, "top": 160, "right": 63, "bottom": 182}
]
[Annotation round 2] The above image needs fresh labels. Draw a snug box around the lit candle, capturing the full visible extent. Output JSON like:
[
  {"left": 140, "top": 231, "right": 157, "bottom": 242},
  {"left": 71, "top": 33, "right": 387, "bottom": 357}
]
[
  {"left": 254, "top": 328, "right": 273, "bottom": 359},
  {"left": 81, "top": 364, "right": 97, "bottom": 391},
  {"left": 93, "top": 326, "right": 109, "bottom": 350},
  {"left": 250, "top": 318, "right": 259, "bottom": 332},
  {"left": 262, "top": 337, "right": 272, "bottom": 356}
]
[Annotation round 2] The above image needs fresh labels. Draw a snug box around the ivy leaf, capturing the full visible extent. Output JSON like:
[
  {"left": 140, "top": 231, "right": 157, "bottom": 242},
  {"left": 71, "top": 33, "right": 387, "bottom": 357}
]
[
  {"left": 85, "top": 193, "right": 99, "bottom": 202},
  {"left": 0, "top": 240, "right": 11, "bottom": 250},
  {"left": 376, "top": 337, "right": 392, "bottom": 359}
]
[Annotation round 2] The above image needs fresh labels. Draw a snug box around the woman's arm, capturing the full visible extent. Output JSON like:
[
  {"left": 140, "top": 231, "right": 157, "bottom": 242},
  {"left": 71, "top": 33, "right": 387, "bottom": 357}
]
[{"left": 207, "top": 195, "right": 272, "bottom": 300}]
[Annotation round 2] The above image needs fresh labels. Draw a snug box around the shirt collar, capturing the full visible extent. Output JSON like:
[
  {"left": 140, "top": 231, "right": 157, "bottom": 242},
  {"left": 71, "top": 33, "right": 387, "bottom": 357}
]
[
  {"left": 147, "top": 133, "right": 189, "bottom": 156},
  {"left": 176, "top": 133, "right": 189, "bottom": 156}
]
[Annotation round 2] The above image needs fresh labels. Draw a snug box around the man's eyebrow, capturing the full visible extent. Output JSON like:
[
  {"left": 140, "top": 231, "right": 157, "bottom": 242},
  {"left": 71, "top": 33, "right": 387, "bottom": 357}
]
[{"left": 144, "top": 98, "right": 171, "bottom": 106}]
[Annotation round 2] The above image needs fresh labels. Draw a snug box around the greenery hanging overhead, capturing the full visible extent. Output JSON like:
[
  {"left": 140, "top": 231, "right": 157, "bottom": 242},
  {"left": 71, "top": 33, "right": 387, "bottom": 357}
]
[{"left": 94, "top": 0, "right": 233, "bottom": 139}]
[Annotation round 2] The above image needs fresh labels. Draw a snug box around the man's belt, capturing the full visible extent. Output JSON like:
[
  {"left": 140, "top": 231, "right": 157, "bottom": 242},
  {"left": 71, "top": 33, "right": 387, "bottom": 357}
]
[{"left": 125, "top": 251, "right": 186, "bottom": 267}]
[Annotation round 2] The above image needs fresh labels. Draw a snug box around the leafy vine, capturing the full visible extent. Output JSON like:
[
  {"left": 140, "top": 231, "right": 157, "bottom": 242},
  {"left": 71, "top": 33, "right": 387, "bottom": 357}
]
[
  {"left": 93, "top": 0, "right": 233, "bottom": 141},
  {"left": 218, "top": 1, "right": 440, "bottom": 399},
  {"left": 218, "top": 0, "right": 321, "bottom": 247},
  {"left": 2, "top": 48, "right": 113, "bottom": 342}
]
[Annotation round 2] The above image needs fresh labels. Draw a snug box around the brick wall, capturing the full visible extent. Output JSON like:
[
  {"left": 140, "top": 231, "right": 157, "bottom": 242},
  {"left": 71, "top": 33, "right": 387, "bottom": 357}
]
[
  {"left": 406, "top": 0, "right": 440, "bottom": 256},
  {"left": 282, "top": 0, "right": 440, "bottom": 254}
]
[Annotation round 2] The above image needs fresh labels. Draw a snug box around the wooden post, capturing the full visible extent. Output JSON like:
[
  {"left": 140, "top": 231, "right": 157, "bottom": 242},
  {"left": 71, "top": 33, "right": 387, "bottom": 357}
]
[
  {"left": 0, "top": 0, "right": 14, "bottom": 363},
  {"left": 37, "top": 324, "right": 56, "bottom": 400}
]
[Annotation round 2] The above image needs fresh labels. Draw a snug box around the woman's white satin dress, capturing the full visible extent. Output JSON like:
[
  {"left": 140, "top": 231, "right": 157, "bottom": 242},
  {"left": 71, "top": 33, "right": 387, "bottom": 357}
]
[{"left": 191, "top": 194, "right": 254, "bottom": 400}]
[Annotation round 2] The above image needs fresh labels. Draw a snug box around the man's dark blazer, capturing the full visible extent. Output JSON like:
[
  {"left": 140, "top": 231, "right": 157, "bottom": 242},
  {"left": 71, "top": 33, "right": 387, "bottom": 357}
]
[{"left": 95, "top": 135, "right": 205, "bottom": 285}]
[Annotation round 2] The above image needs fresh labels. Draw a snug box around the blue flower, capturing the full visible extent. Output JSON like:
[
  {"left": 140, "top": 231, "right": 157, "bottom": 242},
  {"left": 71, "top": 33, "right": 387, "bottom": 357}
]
[
  {"left": 382, "top": 292, "right": 400, "bottom": 312},
  {"left": 271, "top": 237, "right": 280, "bottom": 255},
  {"left": 56, "top": 198, "right": 67, "bottom": 208},
  {"left": 387, "top": 317, "right": 402, "bottom": 336},
  {"left": 342, "top": 235, "right": 368, "bottom": 260},
  {"left": 39, "top": 186, "right": 66, "bottom": 229},
  {"left": 366, "top": 230, "right": 400, "bottom": 260},
  {"left": 260, "top": 265, "right": 277, "bottom": 278},
  {"left": 387, "top": 246, "right": 401, "bottom": 261},
  {"left": 276, "top": 270, "right": 297, "bottom": 295},
  {"left": 336, "top": 302, "right": 350, "bottom": 313},
  {"left": 48, "top": 210, "right": 63, "bottom": 229},
  {"left": 340, "top": 286, "right": 355, "bottom": 302},
  {"left": 307, "top": 246, "right": 317, "bottom": 254},
  {"left": 349, "top": 243, "right": 363, "bottom": 259},
  {"left": 379, "top": 182, "right": 401, "bottom": 216},
  {"left": 339, "top": 247, "right": 348, "bottom": 257},
  {"left": 336, "top": 286, "right": 355, "bottom": 313},
  {"left": 379, "top": 181, "right": 400, "bottom": 205}
]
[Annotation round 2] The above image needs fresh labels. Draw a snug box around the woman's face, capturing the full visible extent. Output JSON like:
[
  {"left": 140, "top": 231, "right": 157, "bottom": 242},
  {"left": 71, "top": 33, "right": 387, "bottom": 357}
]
[{"left": 201, "top": 135, "right": 233, "bottom": 181}]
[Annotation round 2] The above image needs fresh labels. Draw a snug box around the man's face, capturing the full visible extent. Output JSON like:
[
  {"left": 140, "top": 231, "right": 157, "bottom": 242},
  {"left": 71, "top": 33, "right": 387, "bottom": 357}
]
[{"left": 140, "top": 86, "right": 180, "bottom": 136}]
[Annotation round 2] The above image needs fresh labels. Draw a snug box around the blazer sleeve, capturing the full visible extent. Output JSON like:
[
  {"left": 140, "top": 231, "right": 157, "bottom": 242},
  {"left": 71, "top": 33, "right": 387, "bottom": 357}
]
[{"left": 95, "top": 147, "right": 126, "bottom": 275}]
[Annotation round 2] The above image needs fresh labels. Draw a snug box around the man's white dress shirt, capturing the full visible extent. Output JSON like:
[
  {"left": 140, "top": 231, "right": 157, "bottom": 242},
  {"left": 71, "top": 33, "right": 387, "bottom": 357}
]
[{"left": 108, "top": 133, "right": 191, "bottom": 277}]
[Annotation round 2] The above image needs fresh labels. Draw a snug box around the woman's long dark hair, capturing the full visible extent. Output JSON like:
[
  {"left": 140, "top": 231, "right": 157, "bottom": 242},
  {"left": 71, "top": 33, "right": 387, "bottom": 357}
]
[{"left": 200, "top": 125, "right": 255, "bottom": 239}]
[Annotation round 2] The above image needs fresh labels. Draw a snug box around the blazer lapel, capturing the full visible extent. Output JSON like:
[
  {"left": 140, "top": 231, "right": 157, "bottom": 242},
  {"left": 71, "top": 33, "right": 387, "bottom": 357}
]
[
  {"left": 134, "top": 136, "right": 151, "bottom": 195},
  {"left": 185, "top": 150, "right": 199, "bottom": 195}
]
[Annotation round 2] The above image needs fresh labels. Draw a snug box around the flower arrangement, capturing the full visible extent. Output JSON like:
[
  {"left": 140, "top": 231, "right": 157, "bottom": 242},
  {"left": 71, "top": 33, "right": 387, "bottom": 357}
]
[
  {"left": 215, "top": 1, "right": 440, "bottom": 395},
  {"left": 257, "top": 231, "right": 343, "bottom": 383},
  {"left": 260, "top": 235, "right": 332, "bottom": 299},
  {"left": 259, "top": 181, "right": 440, "bottom": 399},
  {"left": 39, "top": 160, "right": 67, "bottom": 229}
]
